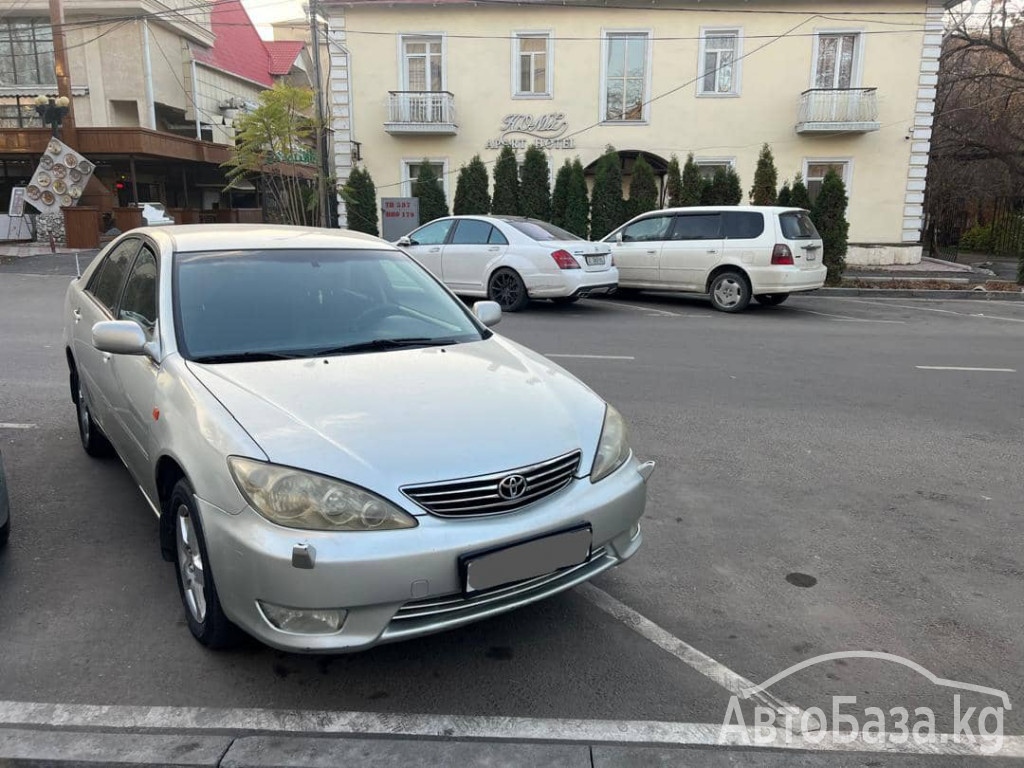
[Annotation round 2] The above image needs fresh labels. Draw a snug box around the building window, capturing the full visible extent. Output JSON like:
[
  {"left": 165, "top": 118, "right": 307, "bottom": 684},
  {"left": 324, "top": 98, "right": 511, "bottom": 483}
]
[
  {"left": 804, "top": 160, "right": 851, "bottom": 202},
  {"left": 695, "top": 159, "right": 734, "bottom": 181},
  {"left": 514, "top": 33, "right": 551, "bottom": 97},
  {"left": 403, "top": 160, "right": 447, "bottom": 197},
  {"left": 602, "top": 31, "right": 650, "bottom": 122},
  {"left": 813, "top": 32, "right": 860, "bottom": 89},
  {"left": 0, "top": 19, "right": 55, "bottom": 86},
  {"left": 698, "top": 29, "right": 741, "bottom": 95},
  {"left": 401, "top": 36, "right": 444, "bottom": 92}
]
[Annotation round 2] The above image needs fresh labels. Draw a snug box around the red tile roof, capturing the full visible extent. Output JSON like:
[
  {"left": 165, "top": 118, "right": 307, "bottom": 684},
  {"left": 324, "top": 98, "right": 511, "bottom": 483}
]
[
  {"left": 265, "top": 40, "right": 305, "bottom": 75},
  {"left": 192, "top": 0, "right": 274, "bottom": 87}
]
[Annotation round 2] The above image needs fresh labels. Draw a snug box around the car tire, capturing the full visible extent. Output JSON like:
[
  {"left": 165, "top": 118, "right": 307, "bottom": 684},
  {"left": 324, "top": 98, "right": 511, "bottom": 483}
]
[
  {"left": 551, "top": 296, "right": 580, "bottom": 306},
  {"left": 73, "top": 373, "right": 114, "bottom": 458},
  {"left": 708, "top": 271, "right": 751, "bottom": 313},
  {"left": 755, "top": 293, "right": 789, "bottom": 307},
  {"left": 488, "top": 269, "right": 530, "bottom": 312},
  {"left": 170, "top": 478, "right": 239, "bottom": 650}
]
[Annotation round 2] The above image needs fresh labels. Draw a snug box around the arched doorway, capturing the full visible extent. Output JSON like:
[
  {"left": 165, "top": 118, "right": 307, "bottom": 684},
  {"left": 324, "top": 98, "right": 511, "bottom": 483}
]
[{"left": 582, "top": 149, "right": 671, "bottom": 206}]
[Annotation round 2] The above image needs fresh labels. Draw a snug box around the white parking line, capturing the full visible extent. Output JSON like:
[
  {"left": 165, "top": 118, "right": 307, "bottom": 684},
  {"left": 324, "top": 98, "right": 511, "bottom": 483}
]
[
  {"left": 0, "top": 423, "right": 36, "bottom": 430},
  {"left": 598, "top": 300, "right": 685, "bottom": 318},
  {"left": 578, "top": 584, "right": 803, "bottom": 723},
  {"left": 916, "top": 366, "right": 1017, "bottom": 373},
  {"left": 0, "top": 700, "right": 1017, "bottom": 757},
  {"left": 839, "top": 298, "right": 1024, "bottom": 323},
  {"left": 546, "top": 354, "right": 636, "bottom": 361},
  {"left": 791, "top": 308, "right": 905, "bottom": 324}
]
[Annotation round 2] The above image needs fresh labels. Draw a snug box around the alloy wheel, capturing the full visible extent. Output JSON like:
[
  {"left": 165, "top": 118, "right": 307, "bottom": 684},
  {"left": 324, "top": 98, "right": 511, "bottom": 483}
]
[
  {"left": 490, "top": 272, "right": 522, "bottom": 310},
  {"left": 176, "top": 504, "right": 207, "bottom": 623},
  {"left": 713, "top": 277, "right": 743, "bottom": 309},
  {"left": 77, "top": 383, "right": 90, "bottom": 444}
]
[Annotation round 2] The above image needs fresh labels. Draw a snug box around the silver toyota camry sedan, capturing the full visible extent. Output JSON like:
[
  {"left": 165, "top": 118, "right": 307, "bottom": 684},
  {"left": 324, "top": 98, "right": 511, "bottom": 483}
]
[{"left": 62, "top": 225, "right": 654, "bottom": 653}]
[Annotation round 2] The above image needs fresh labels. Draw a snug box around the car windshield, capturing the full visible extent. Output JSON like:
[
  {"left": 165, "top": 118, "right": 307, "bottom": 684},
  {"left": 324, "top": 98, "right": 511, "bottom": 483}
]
[
  {"left": 779, "top": 211, "right": 819, "bottom": 240},
  {"left": 174, "top": 249, "right": 485, "bottom": 361},
  {"left": 506, "top": 220, "right": 582, "bottom": 242}
]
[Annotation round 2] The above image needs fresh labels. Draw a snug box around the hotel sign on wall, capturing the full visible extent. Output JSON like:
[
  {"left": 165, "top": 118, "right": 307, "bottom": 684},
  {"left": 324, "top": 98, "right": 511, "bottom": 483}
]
[{"left": 485, "top": 113, "right": 576, "bottom": 150}]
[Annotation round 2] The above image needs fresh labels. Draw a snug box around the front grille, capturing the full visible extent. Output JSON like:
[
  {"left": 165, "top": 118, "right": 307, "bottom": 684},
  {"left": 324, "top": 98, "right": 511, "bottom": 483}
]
[{"left": 402, "top": 450, "right": 582, "bottom": 517}]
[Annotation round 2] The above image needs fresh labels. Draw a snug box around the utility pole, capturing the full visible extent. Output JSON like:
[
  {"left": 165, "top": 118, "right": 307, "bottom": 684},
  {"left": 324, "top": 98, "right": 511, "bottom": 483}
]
[
  {"left": 309, "top": 0, "right": 331, "bottom": 228},
  {"left": 48, "top": 0, "right": 77, "bottom": 148}
]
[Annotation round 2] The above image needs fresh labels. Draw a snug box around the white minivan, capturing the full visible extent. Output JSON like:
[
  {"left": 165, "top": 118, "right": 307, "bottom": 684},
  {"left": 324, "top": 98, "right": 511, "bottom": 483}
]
[{"left": 604, "top": 206, "right": 827, "bottom": 312}]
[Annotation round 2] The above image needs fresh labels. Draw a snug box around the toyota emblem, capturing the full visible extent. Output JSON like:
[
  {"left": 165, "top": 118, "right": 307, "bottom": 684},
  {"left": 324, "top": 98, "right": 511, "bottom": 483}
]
[{"left": 497, "top": 474, "right": 528, "bottom": 500}]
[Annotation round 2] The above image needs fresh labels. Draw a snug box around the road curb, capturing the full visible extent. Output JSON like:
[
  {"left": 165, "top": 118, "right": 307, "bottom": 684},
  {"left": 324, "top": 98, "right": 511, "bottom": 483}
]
[
  {"left": 0, "top": 727, "right": 233, "bottom": 766},
  {"left": 815, "top": 287, "right": 1024, "bottom": 301}
]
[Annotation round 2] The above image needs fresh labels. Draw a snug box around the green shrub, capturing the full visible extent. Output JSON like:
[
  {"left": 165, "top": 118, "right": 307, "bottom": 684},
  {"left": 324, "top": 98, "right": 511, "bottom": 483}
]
[
  {"left": 491, "top": 145, "right": 520, "bottom": 216},
  {"left": 565, "top": 158, "right": 590, "bottom": 238},
  {"left": 551, "top": 160, "right": 572, "bottom": 228},
  {"left": 680, "top": 153, "right": 704, "bottom": 207},
  {"left": 777, "top": 181, "right": 792, "bottom": 207},
  {"left": 811, "top": 169, "right": 848, "bottom": 286},
  {"left": 590, "top": 146, "right": 625, "bottom": 239},
  {"left": 627, "top": 155, "right": 659, "bottom": 220},
  {"left": 789, "top": 173, "right": 812, "bottom": 211},
  {"left": 341, "top": 165, "right": 378, "bottom": 236},
  {"left": 749, "top": 143, "right": 778, "bottom": 205},
  {"left": 412, "top": 160, "right": 449, "bottom": 223},
  {"left": 520, "top": 144, "right": 552, "bottom": 221},
  {"left": 959, "top": 223, "right": 994, "bottom": 253},
  {"left": 665, "top": 155, "right": 683, "bottom": 208},
  {"left": 453, "top": 155, "right": 490, "bottom": 215}
]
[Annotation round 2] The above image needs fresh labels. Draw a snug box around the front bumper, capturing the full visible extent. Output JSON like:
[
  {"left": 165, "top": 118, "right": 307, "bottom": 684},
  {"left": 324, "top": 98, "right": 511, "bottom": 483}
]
[
  {"left": 199, "top": 454, "right": 653, "bottom": 652},
  {"left": 527, "top": 266, "right": 620, "bottom": 298}
]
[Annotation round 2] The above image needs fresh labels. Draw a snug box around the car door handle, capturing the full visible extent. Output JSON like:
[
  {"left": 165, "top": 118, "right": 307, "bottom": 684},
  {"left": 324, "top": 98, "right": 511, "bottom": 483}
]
[
  {"left": 707, "top": 249, "right": 719, "bottom": 254},
  {"left": 73, "top": 308, "right": 82, "bottom": 323},
  {"left": 488, "top": 246, "right": 501, "bottom": 252},
  {"left": 646, "top": 249, "right": 657, "bottom": 254},
  {"left": 428, "top": 247, "right": 440, "bottom": 253}
]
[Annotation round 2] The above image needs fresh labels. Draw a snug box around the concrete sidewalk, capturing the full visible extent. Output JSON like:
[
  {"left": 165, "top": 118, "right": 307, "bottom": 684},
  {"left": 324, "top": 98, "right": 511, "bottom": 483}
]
[{"left": 0, "top": 729, "right": 1012, "bottom": 767}]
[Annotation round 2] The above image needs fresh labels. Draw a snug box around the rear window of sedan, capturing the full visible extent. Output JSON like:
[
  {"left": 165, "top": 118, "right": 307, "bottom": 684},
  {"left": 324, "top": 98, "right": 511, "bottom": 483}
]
[
  {"left": 506, "top": 220, "right": 582, "bottom": 241},
  {"left": 779, "top": 211, "right": 819, "bottom": 240}
]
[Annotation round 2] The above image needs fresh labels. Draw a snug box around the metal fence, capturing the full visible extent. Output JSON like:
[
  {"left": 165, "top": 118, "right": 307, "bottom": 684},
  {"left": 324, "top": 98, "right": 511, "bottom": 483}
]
[{"left": 926, "top": 196, "right": 1024, "bottom": 264}]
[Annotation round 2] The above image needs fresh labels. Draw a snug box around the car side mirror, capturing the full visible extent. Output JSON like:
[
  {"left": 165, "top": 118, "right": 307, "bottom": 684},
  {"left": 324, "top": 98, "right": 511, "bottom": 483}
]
[
  {"left": 397, "top": 236, "right": 412, "bottom": 247},
  {"left": 92, "top": 320, "right": 147, "bottom": 356},
  {"left": 615, "top": 231, "right": 623, "bottom": 244},
  {"left": 473, "top": 301, "right": 502, "bottom": 328}
]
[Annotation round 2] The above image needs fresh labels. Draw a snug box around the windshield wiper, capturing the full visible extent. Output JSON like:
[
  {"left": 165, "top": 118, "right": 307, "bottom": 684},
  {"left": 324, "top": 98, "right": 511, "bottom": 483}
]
[
  {"left": 312, "top": 337, "right": 461, "bottom": 356},
  {"left": 191, "top": 351, "right": 303, "bottom": 364}
]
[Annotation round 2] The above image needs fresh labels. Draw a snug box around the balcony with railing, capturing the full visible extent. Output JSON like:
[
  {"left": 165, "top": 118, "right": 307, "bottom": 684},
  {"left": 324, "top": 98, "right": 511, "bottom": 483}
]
[
  {"left": 385, "top": 91, "right": 457, "bottom": 135},
  {"left": 796, "top": 88, "right": 880, "bottom": 134}
]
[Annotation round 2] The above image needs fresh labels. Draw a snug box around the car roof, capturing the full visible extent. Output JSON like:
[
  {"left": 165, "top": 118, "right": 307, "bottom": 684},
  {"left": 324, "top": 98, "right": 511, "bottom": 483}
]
[
  {"left": 138, "top": 224, "right": 396, "bottom": 254},
  {"left": 646, "top": 206, "right": 808, "bottom": 214}
]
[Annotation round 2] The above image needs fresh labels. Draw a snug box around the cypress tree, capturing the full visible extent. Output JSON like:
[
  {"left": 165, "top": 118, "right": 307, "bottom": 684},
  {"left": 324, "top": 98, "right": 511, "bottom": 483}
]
[
  {"left": 341, "top": 166, "right": 378, "bottom": 236},
  {"left": 665, "top": 154, "right": 683, "bottom": 208},
  {"left": 777, "top": 180, "right": 792, "bottom": 207},
  {"left": 589, "top": 146, "right": 624, "bottom": 239},
  {"left": 491, "top": 145, "right": 520, "bottom": 216},
  {"left": 725, "top": 167, "right": 743, "bottom": 205},
  {"left": 811, "top": 168, "right": 849, "bottom": 286},
  {"left": 790, "top": 172, "right": 812, "bottom": 211},
  {"left": 412, "top": 161, "right": 449, "bottom": 224},
  {"left": 565, "top": 158, "right": 589, "bottom": 238},
  {"left": 551, "top": 159, "right": 572, "bottom": 228},
  {"left": 627, "top": 155, "right": 659, "bottom": 220},
  {"left": 749, "top": 143, "right": 778, "bottom": 205},
  {"left": 700, "top": 176, "right": 715, "bottom": 205},
  {"left": 453, "top": 154, "right": 490, "bottom": 215},
  {"left": 680, "top": 153, "right": 704, "bottom": 207},
  {"left": 706, "top": 167, "right": 731, "bottom": 205},
  {"left": 520, "top": 144, "right": 552, "bottom": 221}
]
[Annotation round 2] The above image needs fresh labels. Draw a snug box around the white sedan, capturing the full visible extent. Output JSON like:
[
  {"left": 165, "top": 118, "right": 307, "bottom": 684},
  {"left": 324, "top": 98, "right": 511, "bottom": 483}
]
[{"left": 397, "top": 216, "right": 617, "bottom": 311}]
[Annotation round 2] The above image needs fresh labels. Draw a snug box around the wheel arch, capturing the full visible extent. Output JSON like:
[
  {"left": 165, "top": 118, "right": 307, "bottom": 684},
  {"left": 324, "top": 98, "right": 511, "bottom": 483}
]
[
  {"left": 66, "top": 347, "right": 78, "bottom": 404},
  {"left": 705, "top": 264, "right": 752, "bottom": 294},
  {"left": 156, "top": 455, "right": 188, "bottom": 562}
]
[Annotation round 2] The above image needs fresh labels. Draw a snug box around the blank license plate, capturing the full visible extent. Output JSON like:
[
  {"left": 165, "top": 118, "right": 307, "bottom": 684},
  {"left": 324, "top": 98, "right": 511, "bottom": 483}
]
[
  {"left": 586, "top": 255, "right": 605, "bottom": 266},
  {"left": 463, "top": 527, "right": 592, "bottom": 593},
  {"left": 805, "top": 251, "right": 817, "bottom": 261}
]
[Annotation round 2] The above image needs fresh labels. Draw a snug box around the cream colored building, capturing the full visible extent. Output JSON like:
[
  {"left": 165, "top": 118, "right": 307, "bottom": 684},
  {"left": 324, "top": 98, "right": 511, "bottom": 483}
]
[{"left": 324, "top": 0, "right": 947, "bottom": 264}]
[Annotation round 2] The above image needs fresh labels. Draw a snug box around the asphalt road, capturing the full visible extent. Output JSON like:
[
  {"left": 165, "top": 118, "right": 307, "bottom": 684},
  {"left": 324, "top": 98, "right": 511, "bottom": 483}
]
[{"left": 1, "top": 256, "right": 1022, "bottom": 756}]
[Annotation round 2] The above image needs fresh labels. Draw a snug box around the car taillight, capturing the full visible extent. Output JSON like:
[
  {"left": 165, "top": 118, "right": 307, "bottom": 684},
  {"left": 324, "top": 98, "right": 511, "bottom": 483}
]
[
  {"left": 551, "top": 249, "right": 580, "bottom": 270},
  {"left": 771, "top": 244, "right": 794, "bottom": 265}
]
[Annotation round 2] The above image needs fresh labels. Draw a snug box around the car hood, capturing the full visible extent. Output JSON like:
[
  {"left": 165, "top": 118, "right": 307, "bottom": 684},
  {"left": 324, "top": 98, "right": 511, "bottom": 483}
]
[{"left": 187, "top": 336, "right": 605, "bottom": 509}]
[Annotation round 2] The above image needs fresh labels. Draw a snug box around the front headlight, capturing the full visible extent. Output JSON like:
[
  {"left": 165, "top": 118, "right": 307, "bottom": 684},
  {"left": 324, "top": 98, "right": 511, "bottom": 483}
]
[
  {"left": 590, "top": 404, "right": 631, "bottom": 482},
  {"left": 228, "top": 457, "right": 418, "bottom": 531}
]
